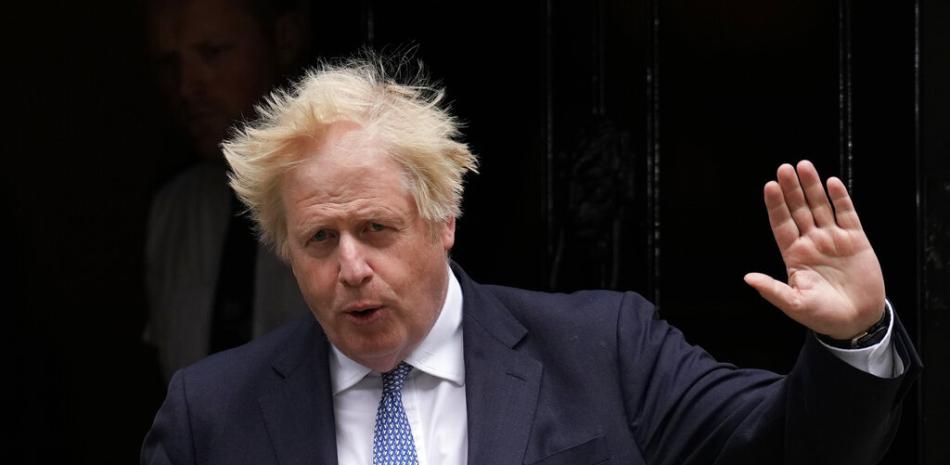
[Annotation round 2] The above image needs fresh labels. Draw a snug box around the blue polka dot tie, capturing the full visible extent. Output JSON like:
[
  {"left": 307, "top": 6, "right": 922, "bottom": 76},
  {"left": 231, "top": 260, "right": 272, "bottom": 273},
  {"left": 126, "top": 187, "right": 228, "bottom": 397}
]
[{"left": 373, "top": 362, "right": 419, "bottom": 465}]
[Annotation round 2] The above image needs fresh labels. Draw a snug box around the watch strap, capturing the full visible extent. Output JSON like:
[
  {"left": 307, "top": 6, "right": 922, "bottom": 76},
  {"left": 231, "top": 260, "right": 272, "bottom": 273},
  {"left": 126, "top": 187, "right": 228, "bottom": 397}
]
[{"left": 816, "top": 304, "right": 891, "bottom": 350}]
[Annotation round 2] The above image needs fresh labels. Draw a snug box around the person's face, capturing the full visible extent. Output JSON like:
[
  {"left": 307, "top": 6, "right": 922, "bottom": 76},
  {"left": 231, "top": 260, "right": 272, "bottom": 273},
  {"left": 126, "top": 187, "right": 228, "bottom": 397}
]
[
  {"left": 149, "top": 0, "right": 279, "bottom": 159},
  {"left": 281, "top": 123, "right": 456, "bottom": 373}
]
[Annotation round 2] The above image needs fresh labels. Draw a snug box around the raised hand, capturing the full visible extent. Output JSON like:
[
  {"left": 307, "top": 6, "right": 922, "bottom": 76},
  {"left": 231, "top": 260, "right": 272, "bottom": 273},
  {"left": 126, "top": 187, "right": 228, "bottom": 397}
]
[{"left": 744, "top": 160, "right": 886, "bottom": 340}]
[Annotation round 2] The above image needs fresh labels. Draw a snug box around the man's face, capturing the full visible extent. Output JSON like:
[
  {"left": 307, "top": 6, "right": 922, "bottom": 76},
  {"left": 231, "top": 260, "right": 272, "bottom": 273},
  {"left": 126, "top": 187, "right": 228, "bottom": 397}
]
[
  {"left": 281, "top": 123, "right": 456, "bottom": 373},
  {"left": 149, "top": 0, "right": 278, "bottom": 159}
]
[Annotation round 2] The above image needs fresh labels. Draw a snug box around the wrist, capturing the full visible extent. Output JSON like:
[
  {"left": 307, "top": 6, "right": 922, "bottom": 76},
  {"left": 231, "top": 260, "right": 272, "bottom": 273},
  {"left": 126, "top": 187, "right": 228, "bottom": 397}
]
[{"left": 815, "top": 304, "right": 890, "bottom": 349}]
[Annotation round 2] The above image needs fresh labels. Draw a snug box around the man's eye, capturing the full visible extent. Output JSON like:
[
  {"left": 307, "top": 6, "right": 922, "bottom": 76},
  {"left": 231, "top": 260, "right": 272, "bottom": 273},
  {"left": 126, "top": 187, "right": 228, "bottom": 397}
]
[
  {"left": 199, "top": 43, "right": 231, "bottom": 61},
  {"left": 313, "top": 230, "right": 329, "bottom": 241},
  {"left": 369, "top": 223, "right": 385, "bottom": 232}
]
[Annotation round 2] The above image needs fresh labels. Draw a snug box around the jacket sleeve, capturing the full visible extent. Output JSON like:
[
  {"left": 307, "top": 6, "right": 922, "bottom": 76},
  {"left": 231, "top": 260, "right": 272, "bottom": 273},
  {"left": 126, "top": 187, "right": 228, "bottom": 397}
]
[
  {"left": 141, "top": 370, "right": 197, "bottom": 465},
  {"left": 617, "top": 292, "right": 921, "bottom": 465}
]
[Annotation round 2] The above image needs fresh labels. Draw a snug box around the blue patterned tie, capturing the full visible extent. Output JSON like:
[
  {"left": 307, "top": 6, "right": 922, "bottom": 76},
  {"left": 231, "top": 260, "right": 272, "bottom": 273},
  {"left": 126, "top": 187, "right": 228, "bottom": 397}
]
[{"left": 373, "top": 362, "right": 419, "bottom": 465}]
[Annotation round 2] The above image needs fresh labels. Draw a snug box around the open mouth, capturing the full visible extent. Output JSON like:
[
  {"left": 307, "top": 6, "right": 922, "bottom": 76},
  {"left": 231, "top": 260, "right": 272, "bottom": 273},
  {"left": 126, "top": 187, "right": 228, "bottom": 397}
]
[{"left": 345, "top": 306, "right": 383, "bottom": 323}]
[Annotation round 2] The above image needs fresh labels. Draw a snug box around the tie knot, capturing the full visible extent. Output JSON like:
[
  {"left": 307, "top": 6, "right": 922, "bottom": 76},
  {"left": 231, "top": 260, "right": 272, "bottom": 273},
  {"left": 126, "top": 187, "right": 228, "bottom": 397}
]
[{"left": 381, "top": 362, "right": 412, "bottom": 394}]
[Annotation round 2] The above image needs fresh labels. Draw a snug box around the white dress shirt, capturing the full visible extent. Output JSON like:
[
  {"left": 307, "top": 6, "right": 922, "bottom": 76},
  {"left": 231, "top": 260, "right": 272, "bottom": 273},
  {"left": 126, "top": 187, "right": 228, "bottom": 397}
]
[
  {"left": 143, "top": 161, "right": 309, "bottom": 383},
  {"left": 328, "top": 266, "right": 902, "bottom": 464},
  {"left": 331, "top": 266, "right": 468, "bottom": 465}
]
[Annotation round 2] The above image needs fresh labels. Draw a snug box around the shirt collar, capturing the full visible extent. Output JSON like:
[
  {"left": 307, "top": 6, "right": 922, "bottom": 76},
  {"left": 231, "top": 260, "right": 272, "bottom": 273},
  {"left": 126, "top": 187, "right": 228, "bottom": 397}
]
[{"left": 329, "top": 264, "right": 465, "bottom": 395}]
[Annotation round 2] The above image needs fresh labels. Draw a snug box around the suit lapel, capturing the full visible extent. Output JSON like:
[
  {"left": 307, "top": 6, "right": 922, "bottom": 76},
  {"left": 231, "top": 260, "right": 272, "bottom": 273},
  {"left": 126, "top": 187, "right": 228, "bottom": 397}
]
[
  {"left": 456, "top": 265, "right": 543, "bottom": 465},
  {"left": 258, "top": 321, "right": 338, "bottom": 465},
  {"left": 254, "top": 266, "right": 544, "bottom": 465}
]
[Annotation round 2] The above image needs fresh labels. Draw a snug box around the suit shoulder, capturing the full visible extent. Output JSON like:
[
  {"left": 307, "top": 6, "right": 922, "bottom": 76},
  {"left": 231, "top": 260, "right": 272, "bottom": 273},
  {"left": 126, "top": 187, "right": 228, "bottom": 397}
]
[
  {"left": 152, "top": 161, "right": 228, "bottom": 203},
  {"left": 483, "top": 283, "right": 652, "bottom": 312},
  {"left": 481, "top": 284, "right": 656, "bottom": 330}
]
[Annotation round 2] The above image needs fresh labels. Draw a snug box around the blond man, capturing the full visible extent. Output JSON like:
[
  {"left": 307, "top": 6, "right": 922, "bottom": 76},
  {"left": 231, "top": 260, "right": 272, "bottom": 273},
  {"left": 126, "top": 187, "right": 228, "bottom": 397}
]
[{"left": 143, "top": 54, "right": 919, "bottom": 465}]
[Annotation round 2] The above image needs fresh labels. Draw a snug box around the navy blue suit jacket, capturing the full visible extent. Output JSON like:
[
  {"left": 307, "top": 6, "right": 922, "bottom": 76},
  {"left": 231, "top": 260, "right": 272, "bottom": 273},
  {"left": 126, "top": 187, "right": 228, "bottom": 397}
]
[{"left": 142, "top": 264, "right": 920, "bottom": 465}]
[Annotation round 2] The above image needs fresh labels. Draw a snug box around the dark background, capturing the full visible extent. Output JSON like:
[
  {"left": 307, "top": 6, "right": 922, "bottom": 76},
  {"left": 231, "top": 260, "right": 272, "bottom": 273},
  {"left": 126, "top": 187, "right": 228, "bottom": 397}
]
[{"left": 9, "top": 0, "right": 948, "bottom": 464}]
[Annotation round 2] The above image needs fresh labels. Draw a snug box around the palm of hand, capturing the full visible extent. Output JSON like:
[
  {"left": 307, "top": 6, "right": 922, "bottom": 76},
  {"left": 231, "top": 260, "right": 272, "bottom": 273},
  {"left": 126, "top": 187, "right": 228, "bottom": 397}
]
[{"left": 745, "top": 161, "right": 886, "bottom": 340}]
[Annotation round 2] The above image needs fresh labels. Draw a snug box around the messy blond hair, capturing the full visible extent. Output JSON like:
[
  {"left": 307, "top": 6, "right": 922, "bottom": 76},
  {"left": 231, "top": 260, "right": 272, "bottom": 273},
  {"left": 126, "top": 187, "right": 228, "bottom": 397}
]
[{"left": 222, "top": 53, "right": 478, "bottom": 260}]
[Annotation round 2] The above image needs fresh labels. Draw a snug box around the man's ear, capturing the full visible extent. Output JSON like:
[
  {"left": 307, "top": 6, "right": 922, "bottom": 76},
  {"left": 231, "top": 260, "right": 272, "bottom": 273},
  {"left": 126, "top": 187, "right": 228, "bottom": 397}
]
[{"left": 441, "top": 216, "right": 456, "bottom": 252}]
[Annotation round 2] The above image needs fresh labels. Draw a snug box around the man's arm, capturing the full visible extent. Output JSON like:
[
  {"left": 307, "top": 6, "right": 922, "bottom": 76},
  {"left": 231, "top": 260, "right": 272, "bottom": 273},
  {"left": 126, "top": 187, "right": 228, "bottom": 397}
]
[
  {"left": 618, "top": 295, "right": 919, "bottom": 465},
  {"left": 621, "top": 161, "right": 919, "bottom": 464}
]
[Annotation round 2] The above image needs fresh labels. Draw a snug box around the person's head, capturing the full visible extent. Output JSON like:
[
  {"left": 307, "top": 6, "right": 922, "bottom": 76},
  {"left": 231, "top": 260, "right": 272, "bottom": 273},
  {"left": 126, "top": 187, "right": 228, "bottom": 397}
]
[
  {"left": 222, "top": 55, "right": 478, "bottom": 372},
  {"left": 147, "top": 0, "right": 309, "bottom": 159}
]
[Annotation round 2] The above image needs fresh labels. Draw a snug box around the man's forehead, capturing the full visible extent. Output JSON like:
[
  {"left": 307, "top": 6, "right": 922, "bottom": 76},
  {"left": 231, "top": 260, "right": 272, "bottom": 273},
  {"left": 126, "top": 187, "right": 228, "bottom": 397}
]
[
  {"left": 285, "top": 149, "right": 414, "bottom": 225},
  {"left": 287, "top": 127, "right": 409, "bottom": 203},
  {"left": 147, "top": 0, "right": 261, "bottom": 51},
  {"left": 307, "top": 122, "right": 386, "bottom": 164}
]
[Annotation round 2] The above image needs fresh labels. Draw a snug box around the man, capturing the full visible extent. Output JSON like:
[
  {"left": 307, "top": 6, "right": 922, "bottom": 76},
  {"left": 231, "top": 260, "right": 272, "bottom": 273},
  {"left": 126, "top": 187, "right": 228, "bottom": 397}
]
[
  {"left": 143, "top": 0, "right": 311, "bottom": 382},
  {"left": 142, "top": 55, "right": 920, "bottom": 465}
]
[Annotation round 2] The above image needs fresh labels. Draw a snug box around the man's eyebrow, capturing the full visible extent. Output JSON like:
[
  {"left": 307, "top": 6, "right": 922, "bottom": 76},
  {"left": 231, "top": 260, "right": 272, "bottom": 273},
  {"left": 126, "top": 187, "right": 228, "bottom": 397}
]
[
  {"left": 296, "top": 205, "right": 404, "bottom": 227},
  {"left": 356, "top": 205, "right": 398, "bottom": 215},
  {"left": 354, "top": 207, "right": 408, "bottom": 223}
]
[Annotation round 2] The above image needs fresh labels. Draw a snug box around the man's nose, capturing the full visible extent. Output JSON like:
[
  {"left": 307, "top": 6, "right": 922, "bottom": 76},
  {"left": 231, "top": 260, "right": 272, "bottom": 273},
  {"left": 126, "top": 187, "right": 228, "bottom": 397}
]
[
  {"left": 179, "top": 55, "right": 210, "bottom": 101},
  {"left": 337, "top": 235, "right": 372, "bottom": 287}
]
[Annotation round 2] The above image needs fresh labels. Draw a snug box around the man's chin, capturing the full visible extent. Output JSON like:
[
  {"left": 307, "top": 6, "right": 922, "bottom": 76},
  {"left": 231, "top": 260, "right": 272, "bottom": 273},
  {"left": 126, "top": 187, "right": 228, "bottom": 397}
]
[
  {"left": 186, "top": 126, "right": 229, "bottom": 160},
  {"left": 335, "top": 335, "right": 409, "bottom": 371},
  {"left": 194, "top": 136, "right": 227, "bottom": 160}
]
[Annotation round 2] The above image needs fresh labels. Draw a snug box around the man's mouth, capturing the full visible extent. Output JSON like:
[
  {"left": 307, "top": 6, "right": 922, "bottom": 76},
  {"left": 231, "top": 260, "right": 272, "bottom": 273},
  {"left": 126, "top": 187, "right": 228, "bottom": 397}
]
[{"left": 344, "top": 306, "right": 384, "bottom": 324}]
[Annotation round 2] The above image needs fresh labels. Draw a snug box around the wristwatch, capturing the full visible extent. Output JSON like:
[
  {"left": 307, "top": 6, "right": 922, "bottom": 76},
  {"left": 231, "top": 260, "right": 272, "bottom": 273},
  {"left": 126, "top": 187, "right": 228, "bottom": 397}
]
[{"left": 816, "top": 305, "right": 891, "bottom": 350}]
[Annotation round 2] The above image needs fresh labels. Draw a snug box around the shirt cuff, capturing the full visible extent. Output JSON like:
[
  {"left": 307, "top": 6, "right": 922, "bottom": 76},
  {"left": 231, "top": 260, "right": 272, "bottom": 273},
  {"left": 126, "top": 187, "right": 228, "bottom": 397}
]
[{"left": 817, "top": 300, "right": 905, "bottom": 378}]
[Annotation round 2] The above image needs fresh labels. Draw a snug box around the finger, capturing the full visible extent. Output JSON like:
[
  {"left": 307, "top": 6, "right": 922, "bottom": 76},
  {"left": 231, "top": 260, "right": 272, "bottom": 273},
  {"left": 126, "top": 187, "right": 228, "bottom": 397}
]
[
  {"left": 827, "top": 177, "right": 863, "bottom": 230},
  {"left": 744, "top": 272, "right": 803, "bottom": 317},
  {"left": 776, "top": 163, "right": 815, "bottom": 234},
  {"left": 796, "top": 160, "right": 835, "bottom": 228},
  {"left": 764, "top": 181, "right": 800, "bottom": 251}
]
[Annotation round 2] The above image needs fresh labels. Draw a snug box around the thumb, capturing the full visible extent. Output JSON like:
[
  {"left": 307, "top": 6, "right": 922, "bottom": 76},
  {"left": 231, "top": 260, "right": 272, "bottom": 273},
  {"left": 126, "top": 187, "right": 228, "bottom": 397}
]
[{"left": 744, "top": 272, "right": 801, "bottom": 316}]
